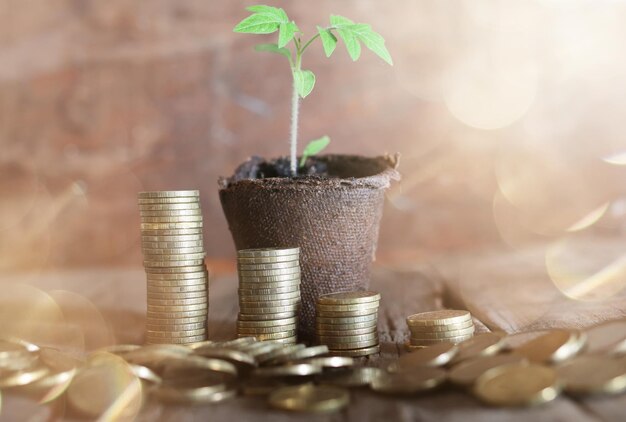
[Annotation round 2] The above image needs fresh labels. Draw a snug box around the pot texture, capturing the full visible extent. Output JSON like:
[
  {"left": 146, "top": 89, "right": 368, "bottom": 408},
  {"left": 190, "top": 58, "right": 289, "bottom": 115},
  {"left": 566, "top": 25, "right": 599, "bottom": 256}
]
[{"left": 219, "top": 154, "right": 400, "bottom": 339}]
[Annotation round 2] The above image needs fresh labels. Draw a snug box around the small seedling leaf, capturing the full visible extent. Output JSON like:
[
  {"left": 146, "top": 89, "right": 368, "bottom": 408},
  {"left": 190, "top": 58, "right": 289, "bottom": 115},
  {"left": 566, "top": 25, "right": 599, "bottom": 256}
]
[
  {"left": 317, "top": 26, "right": 337, "bottom": 57},
  {"left": 246, "top": 5, "right": 289, "bottom": 23},
  {"left": 300, "top": 136, "right": 331, "bottom": 167},
  {"left": 351, "top": 24, "right": 393, "bottom": 65},
  {"left": 278, "top": 21, "right": 298, "bottom": 48},
  {"left": 293, "top": 69, "right": 315, "bottom": 98}
]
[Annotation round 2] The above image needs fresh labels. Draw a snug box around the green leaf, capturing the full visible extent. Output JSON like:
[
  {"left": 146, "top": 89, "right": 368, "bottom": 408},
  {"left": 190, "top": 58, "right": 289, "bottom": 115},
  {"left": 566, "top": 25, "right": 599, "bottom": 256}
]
[
  {"left": 300, "top": 136, "right": 330, "bottom": 167},
  {"left": 351, "top": 24, "right": 393, "bottom": 65},
  {"left": 254, "top": 43, "right": 291, "bottom": 60},
  {"left": 278, "top": 21, "right": 298, "bottom": 48},
  {"left": 234, "top": 13, "right": 281, "bottom": 34},
  {"left": 246, "top": 5, "right": 289, "bottom": 22},
  {"left": 293, "top": 69, "right": 315, "bottom": 98},
  {"left": 317, "top": 26, "right": 337, "bottom": 57},
  {"left": 330, "top": 15, "right": 360, "bottom": 61}
]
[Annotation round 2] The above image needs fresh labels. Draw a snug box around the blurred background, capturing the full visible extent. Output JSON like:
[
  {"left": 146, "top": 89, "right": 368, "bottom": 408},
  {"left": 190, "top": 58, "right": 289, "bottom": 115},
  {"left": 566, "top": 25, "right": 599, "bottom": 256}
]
[{"left": 1, "top": 0, "right": 626, "bottom": 272}]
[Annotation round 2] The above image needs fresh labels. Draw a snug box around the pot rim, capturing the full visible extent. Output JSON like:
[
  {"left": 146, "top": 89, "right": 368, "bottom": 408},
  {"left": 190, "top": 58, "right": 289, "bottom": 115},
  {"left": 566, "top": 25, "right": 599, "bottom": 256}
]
[{"left": 219, "top": 153, "right": 400, "bottom": 191}]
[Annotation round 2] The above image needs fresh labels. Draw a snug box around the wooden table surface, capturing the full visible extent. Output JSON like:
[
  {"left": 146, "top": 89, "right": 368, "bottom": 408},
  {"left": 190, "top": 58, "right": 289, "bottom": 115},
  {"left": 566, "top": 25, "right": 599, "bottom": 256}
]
[{"left": 2, "top": 237, "right": 626, "bottom": 421}]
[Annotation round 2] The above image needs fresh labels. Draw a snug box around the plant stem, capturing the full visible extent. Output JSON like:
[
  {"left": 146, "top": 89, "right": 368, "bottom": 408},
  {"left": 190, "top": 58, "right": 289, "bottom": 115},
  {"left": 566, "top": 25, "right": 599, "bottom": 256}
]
[{"left": 289, "top": 77, "right": 300, "bottom": 177}]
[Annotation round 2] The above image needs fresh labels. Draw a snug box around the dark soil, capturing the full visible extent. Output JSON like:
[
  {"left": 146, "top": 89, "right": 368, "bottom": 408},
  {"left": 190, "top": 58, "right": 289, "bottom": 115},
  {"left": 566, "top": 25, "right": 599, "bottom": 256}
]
[{"left": 235, "top": 156, "right": 329, "bottom": 180}]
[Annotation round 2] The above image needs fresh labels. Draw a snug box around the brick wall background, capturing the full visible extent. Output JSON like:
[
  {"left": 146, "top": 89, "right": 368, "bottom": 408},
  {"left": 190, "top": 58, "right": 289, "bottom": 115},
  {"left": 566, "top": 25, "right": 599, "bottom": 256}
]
[{"left": 1, "top": 1, "right": 626, "bottom": 271}]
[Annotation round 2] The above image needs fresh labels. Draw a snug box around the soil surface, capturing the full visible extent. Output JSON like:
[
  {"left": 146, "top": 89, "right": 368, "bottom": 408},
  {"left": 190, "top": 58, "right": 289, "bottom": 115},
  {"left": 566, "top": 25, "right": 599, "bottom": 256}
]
[{"left": 234, "top": 156, "right": 329, "bottom": 180}]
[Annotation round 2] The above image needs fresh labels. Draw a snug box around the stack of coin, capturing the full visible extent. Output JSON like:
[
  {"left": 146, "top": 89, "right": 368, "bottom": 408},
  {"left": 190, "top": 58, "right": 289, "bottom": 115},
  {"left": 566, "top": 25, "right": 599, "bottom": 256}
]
[
  {"left": 315, "top": 291, "right": 381, "bottom": 357},
  {"left": 236, "top": 247, "right": 301, "bottom": 344},
  {"left": 406, "top": 310, "right": 475, "bottom": 350},
  {"left": 138, "top": 190, "right": 208, "bottom": 345}
]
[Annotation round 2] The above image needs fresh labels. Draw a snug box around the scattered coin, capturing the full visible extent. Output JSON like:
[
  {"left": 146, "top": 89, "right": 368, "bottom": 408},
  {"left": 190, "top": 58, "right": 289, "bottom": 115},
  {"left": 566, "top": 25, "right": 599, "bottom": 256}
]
[
  {"left": 327, "top": 345, "right": 381, "bottom": 357},
  {"left": 449, "top": 354, "right": 528, "bottom": 387},
  {"left": 269, "top": 384, "right": 349, "bottom": 413},
  {"left": 514, "top": 329, "right": 586, "bottom": 364},
  {"left": 452, "top": 332, "right": 506, "bottom": 363},
  {"left": 407, "top": 310, "right": 471, "bottom": 327},
  {"left": 473, "top": 363, "right": 561, "bottom": 407},
  {"left": 318, "top": 367, "right": 384, "bottom": 388},
  {"left": 372, "top": 367, "right": 446, "bottom": 395},
  {"left": 388, "top": 342, "right": 457, "bottom": 371},
  {"left": 583, "top": 319, "right": 626, "bottom": 355},
  {"left": 556, "top": 355, "right": 626, "bottom": 395}
]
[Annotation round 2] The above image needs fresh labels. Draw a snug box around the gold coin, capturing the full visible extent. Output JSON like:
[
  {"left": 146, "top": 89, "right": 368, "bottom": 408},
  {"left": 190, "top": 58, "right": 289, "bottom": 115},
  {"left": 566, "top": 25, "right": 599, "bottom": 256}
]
[
  {"left": 324, "top": 338, "right": 378, "bottom": 350},
  {"left": 316, "top": 308, "right": 379, "bottom": 318},
  {"left": 148, "top": 284, "right": 207, "bottom": 294},
  {"left": 147, "top": 290, "right": 206, "bottom": 300},
  {"left": 316, "top": 313, "right": 378, "bottom": 325},
  {"left": 138, "top": 196, "right": 199, "bottom": 204},
  {"left": 146, "top": 335, "right": 207, "bottom": 345},
  {"left": 318, "top": 291, "right": 381, "bottom": 305},
  {"left": 147, "top": 318, "right": 207, "bottom": 327},
  {"left": 409, "top": 326, "right": 475, "bottom": 339},
  {"left": 238, "top": 279, "right": 301, "bottom": 289},
  {"left": 67, "top": 354, "right": 141, "bottom": 417},
  {"left": 143, "top": 252, "right": 206, "bottom": 261},
  {"left": 144, "top": 259, "right": 205, "bottom": 268},
  {"left": 147, "top": 296, "right": 207, "bottom": 306},
  {"left": 238, "top": 267, "right": 300, "bottom": 277},
  {"left": 193, "top": 347, "right": 257, "bottom": 367},
  {"left": 138, "top": 202, "right": 201, "bottom": 211},
  {"left": 138, "top": 190, "right": 199, "bottom": 198},
  {"left": 238, "top": 311, "right": 296, "bottom": 321},
  {"left": 319, "top": 366, "right": 383, "bottom": 387},
  {"left": 406, "top": 310, "right": 471, "bottom": 327},
  {"left": 242, "top": 378, "right": 308, "bottom": 396},
  {"left": 121, "top": 344, "right": 192, "bottom": 368},
  {"left": 238, "top": 290, "right": 301, "bottom": 302},
  {"left": 239, "top": 298, "right": 300, "bottom": 308},
  {"left": 146, "top": 322, "right": 206, "bottom": 332},
  {"left": 247, "top": 330, "right": 297, "bottom": 341},
  {"left": 473, "top": 363, "right": 561, "bottom": 407},
  {"left": 316, "top": 320, "right": 377, "bottom": 332},
  {"left": 141, "top": 228, "right": 203, "bottom": 236},
  {"left": 237, "top": 324, "right": 297, "bottom": 335},
  {"left": 410, "top": 334, "right": 473, "bottom": 345},
  {"left": 142, "top": 246, "right": 205, "bottom": 255},
  {"left": 514, "top": 329, "right": 586, "bottom": 364},
  {"left": 317, "top": 332, "right": 378, "bottom": 344},
  {"left": 147, "top": 303, "right": 207, "bottom": 313},
  {"left": 141, "top": 215, "right": 203, "bottom": 224},
  {"left": 373, "top": 367, "right": 446, "bottom": 395},
  {"left": 238, "top": 285, "right": 300, "bottom": 296},
  {"left": 256, "top": 344, "right": 305, "bottom": 364},
  {"left": 141, "top": 222, "right": 203, "bottom": 230},
  {"left": 146, "top": 277, "right": 207, "bottom": 286},
  {"left": 97, "top": 344, "right": 142, "bottom": 356},
  {"left": 141, "top": 240, "right": 204, "bottom": 251},
  {"left": 583, "top": 319, "right": 626, "bottom": 355},
  {"left": 238, "top": 247, "right": 300, "bottom": 258},
  {"left": 389, "top": 342, "right": 458, "bottom": 371},
  {"left": 408, "top": 319, "right": 475, "bottom": 333},
  {"left": 19, "top": 348, "right": 81, "bottom": 394},
  {"left": 274, "top": 336, "right": 298, "bottom": 345},
  {"left": 129, "top": 364, "right": 161, "bottom": 384},
  {"left": 145, "top": 267, "right": 207, "bottom": 276},
  {"left": 237, "top": 318, "right": 297, "bottom": 328},
  {"left": 303, "top": 356, "right": 354, "bottom": 369},
  {"left": 449, "top": 354, "right": 528, "bottom": 387},
  {"left": 316, "top": 326, "right": 377, "bottom": 337},
  {"left": 328, "top": 344, "right": 380, "bottom": 357},
  {"left": 162, "top": 355, "right": 238, "bottom": 376},
  {"left": 237, "top": 261, "right": 300, "bottom": 271},
  {"left": 237, "top": 254, "right": 300, "bottom": 264},
  {"left": 141, "top": 234, "right": 203, "bottom": 242},
  {"left": 268, "top": 346, "right": 329, "bottom": 365},
  {"left": 146, "top": 329, "right": 207, "bottom": 339},
  {"left": 452, "top": 332, "right": 505, "bottom": 363},
  {"left": 239, "top": 341, "right": 284, "bottom": 358},
  {"left": 316, "top": 302, "right": 380, "bottom": 313},
  {"left": 146, "top": 309, "right": 207, "bottom": 319},
  {"left": 140, "top": 209, "right": 202, "bottom": 217},
  {"left": 269, "top": 384, "right": 348, "bottom": 413},
  {"left": 238, "top": 305, "right": 298, "bottom": 315},
  {"left": 218, "top": 337, "right": 259, "bottom": 348},
  {"left": 255, "top": 363, "right": 322, "bottom": 378},
  {"left": 556, "top": 355, "right": 626, "bottom": 395}
]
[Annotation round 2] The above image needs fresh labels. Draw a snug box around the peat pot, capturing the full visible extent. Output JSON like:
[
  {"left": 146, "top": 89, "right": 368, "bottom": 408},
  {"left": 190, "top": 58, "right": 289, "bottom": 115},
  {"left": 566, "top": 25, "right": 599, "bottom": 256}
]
[{"left": 219, "top": 154, "right": 400, "bottom": 339}]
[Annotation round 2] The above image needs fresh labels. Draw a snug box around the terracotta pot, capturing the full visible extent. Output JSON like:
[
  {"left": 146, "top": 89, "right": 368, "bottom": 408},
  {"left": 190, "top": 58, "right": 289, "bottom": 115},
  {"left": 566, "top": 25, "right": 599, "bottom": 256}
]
[{"left": 219, "top": 154, "right": 400, "bottom": 339}]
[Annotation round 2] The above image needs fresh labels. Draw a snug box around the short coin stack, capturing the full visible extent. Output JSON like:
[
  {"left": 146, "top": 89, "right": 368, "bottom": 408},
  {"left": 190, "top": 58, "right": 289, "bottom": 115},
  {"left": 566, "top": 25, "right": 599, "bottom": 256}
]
[
  {"left": 406, "top": 310, "right": 474, "bottom": 350},
  {"left": 236, "top": 247, "right": 301, "bottom": 344},
  {"left": 315, "top": 291, "right": 381, "bottom": 357},
  {"left": 139, "top": 190, "right": 208, "bottom": 345}
]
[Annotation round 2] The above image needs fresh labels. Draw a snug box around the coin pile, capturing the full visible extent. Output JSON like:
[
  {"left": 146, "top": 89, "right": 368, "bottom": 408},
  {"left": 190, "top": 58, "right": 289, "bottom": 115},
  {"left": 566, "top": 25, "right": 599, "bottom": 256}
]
[
  {"left": 138, "top": 190, "right": 208, "bottom": 345},
  {"left": 406, "top": 309, "right": 475, "bottom": 350},
  {"left": 315, "top": 291, "right": 381, "bottom": 357},
  {"left": 236, "top": 247, "right": 301, "bottom": 344}
]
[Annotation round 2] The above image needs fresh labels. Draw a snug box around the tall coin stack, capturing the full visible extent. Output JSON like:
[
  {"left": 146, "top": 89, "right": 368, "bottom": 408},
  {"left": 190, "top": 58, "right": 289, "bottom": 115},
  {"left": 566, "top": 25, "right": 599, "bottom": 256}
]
[
  {"left": 138, "top": 190, "right": 208, "bottom": 345},
  {"left": 236, "top": 247, "right": 301, "bottom": 344},
  {"left": 315, "top": 291, "right": 381, "bottom": 357},
  {"left": 406, "top": 310, "right": 475, "bottom": 350}
]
